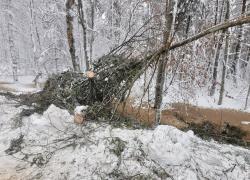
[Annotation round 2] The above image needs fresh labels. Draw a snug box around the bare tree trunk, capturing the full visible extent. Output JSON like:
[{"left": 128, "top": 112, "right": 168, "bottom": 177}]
[
  {"left": 210, "top": 0, "right": 226, "bottom": 96},
  {"left": 210, "top": 33, "right": 224, "bottom": 96},
  {"left": 245, "top": 48, "right": 250, "bottom": 109},
  {"left": 247, "top": 47, "right": 250, "bottom": 65},
  {"left": 231, "top": 0, "right": 247, "bottom": 83},
  {"left": 242, "top": 47, "right": 250, "bottom": 78},
  {"left": 218, "top": 0, "right": 230, "bottom": 105},
  {"left": 110, "top": 0, "right": 114, "bottom": 47},
  {"left": 7, "top": 0, "right": 18, "bottom": 82},
  {"left": 148, "top": 14, "right": 250, "bottom": 125},
  {"left": 29, "top": 0, "right": 41, "bottom": 75},
  {"left": 77, "top": 0, "right": 90, "bottom": 71},
  {"left": 154, "top": 0, "right": 174, "bottom": 126},
  {"left": 214, "top": 0, "right": 219, "bottom": 26},
  {"left": 89, "top": 0, "right": 96, "bottom": 66},
  {"left": 218, "top": 0, "right": 225, "bottom": 23},
  {"left": 245, "top": 84, "right": 250, "bottom": 110},
  {"left": 66, "top": 0, "right": 80, "bottom": 72}
]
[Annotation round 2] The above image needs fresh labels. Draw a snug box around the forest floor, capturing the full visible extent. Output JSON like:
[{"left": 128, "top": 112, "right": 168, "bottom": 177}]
[
  {"left": 0, "top": 75, "right": 249, "bottom": 142},
  {"left": 0, "top": 76, "right": 249, "bottom": 179},
  {"left": 0, "top": 76, "right": 45, "bottom": 93},
  {"left": 117, "top": 100, "right": 250, "bottom": 142},
  {"left": 0, "top": 95, "right": 249, "bottom": 179}
]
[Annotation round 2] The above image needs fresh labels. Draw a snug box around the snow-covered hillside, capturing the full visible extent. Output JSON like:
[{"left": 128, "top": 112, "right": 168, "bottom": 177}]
[{"left": 0, "top": 95, "right": 249, "bottom": 180}]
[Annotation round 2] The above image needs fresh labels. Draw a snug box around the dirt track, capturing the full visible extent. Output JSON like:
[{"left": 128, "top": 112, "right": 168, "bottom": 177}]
[{"left": 117, "top": 101, "right": 250, "bottom": 142}]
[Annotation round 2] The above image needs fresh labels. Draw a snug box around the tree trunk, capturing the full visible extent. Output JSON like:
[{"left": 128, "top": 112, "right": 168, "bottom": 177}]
[
  {"left": 154, "top": 0, "right": 174, "bottom": 126},
  {"left": 77, "top": 0, "right": 89, "bottom": 71},
  {"left": 210, "top": 34, "right": 224, "bottom": 96},
  {"left": 66, "top": 0, "right": 80, "bottom": 72},
  {"left": 245, "top": 84, "right": 250, "bottom": 110},
  {"left": 245, "top": 48, "right": 250, "bottom": 109},
  {"left": 7, "top": 0, "right": 18, "bottom": 82},
  {"left": 247, "top": 47, "right": 250, "bottom": 66},
  {"left": 231, "top": 0, "right": 247, "bottom": 83},
  {"left": 218, "top": 0, "right": 230, "bottom": 105},
  {"left": 210, "top": 0, "right": 226, "bottom": 96},
  {"left": 29, "top": 0, "right": 41, "bottom": 75},
  {"left": 210, "top": 0, "right": 227, "bottom": 96},
  {"left": 89, "top": 0, "right": 96, "bottom": 66},
  {"left": 214, "top": 0, "right": 219, "bottom": 26}
]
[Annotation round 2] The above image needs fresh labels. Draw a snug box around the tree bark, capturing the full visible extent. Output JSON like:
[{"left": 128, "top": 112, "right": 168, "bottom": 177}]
[
  {"left": 29, "top": 0, "right": 41, "bottom": 75},
  {"left": 89, "top": 0, "right": 96, "bottom": 66},
  {"left": 7, "top": 0, "right": 18, "bottom": 82},
  {"left": 245, "top": 84, "right": 250, "bottom": 110},
  {"left": 210, "top": 36, "right": 223, "bottom": 96},
  {"left": 154, "top": 0, "right": 174, "bottom": 126},
  {"left": 77, "top": 0, "right": 90, "bottom": 71},
  {"left": 245, "top": 48, "right": 250, "bottom": 109},
  {"left": 231, "top": 0, "right": 247, "bottom": 82},
  {"left": 210, "top": 0, "right": 227, "bottom": 96},
  {"left": 214, "top": 0, "right": 219, "bottom": 26},
  {"left": 66, "top": 0, "right": 80, "bottom": 72},
  {"left": 247, "top": 47, "right": 250, "bottom": 65},
  {"left": 218, "top": 0, "right": 230, "bottom": 105}
]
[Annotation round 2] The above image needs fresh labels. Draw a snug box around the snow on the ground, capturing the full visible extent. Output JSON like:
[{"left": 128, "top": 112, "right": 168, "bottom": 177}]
[
  {"left": 162, "top": 84, "right": 250, "bottom": 112},
  {"left": 0, "top": 96, "right": 249, "bottom": 180},
  {"left": 131, "top": 75, "right": 250, "bottom": 113},
  {"left": 0, "top": 75, "right": 46, "bottom": 93}
]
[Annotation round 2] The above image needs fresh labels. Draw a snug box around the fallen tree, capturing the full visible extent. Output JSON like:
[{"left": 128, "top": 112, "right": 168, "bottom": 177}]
[
  {"left": 16, "top": 16, "right": 250, "bottom": 120},
  {"left": 18, "top": 55, "right": 149, "bottom": 121}
]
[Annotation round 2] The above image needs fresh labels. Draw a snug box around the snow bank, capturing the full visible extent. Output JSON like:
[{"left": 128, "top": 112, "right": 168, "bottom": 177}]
[{"left": 0, "top": 96, "right": 249, "bottom": 179}]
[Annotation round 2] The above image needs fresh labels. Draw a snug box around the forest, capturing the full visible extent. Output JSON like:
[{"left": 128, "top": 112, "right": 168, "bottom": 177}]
[{"left": 0, "top": 0, "right": 250, "bottom": 179}]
